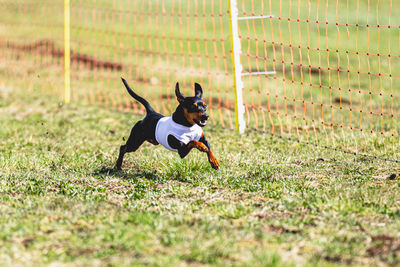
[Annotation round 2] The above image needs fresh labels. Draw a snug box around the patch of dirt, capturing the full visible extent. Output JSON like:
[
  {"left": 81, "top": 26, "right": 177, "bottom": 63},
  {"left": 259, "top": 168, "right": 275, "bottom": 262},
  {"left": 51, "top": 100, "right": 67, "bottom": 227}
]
[
  {"left": 366, "top": 235, "right": 400, "bottom": 261},
  {"left": 252, "top": 210, "right": 292, "bottom": 220},
  {"left": 2, "top": 40, "right": 122, "bottom": 71},
  {"left": 322, "top": 254, "right": 353, "bottom": 265},
  {"left": 66, "top": 247, "right": 99, "bottom": 257},
  {"left": 334, "top": 97, "right": 353, "bottom": 105},
  {"left": 264, "top": 225, "right": 302, "bottom": 234},
  {"left": 10, "top": 237, "right": 36, "bottom": 248}
]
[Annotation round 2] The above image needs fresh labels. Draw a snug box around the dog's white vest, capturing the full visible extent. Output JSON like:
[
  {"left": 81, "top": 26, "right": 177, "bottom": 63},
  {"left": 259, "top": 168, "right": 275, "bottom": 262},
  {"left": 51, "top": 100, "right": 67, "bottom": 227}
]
[{"left": 155, "top": 116, "right": 203, "bottom": 152}]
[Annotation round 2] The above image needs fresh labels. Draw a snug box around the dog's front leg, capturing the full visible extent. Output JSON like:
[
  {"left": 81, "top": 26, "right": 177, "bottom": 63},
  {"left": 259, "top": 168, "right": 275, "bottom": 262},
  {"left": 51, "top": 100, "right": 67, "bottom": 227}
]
[
  {"left": 168, "top": 135, "right": 219, "bottom": 170},
  {"left": 206, "top": 149, "right": 219, "bottom": 170},
  {"left": 198, "top": 134, "right": 219, "bottom": 170},
  {"left": 187, "top": 141, "right": 219, "bottom": 170}
]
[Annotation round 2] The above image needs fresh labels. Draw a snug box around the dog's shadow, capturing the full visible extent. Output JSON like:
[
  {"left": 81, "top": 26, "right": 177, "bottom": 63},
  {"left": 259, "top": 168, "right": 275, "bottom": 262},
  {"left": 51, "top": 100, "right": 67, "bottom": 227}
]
[
  {"left": 92, "top": 166, "right": 161, "bottom": 182},
  {"left": 92, "top": 164, "right": 196, "bottom": 184}
]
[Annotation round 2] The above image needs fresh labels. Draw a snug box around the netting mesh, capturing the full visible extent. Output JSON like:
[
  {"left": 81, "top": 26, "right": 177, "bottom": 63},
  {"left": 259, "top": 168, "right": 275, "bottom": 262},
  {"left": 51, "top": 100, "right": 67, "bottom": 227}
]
[
  {"left": 0, "top": 1, "right": 64, "bottom": 94},
  {"left": 69, "top": 0, "right": 234, "bottom": 129},
  {"left": 237, "top": 0, "right": 399, "bottom": 160},
  {"left": 0, "top": 0, "right": 399, "bottom": 161}
]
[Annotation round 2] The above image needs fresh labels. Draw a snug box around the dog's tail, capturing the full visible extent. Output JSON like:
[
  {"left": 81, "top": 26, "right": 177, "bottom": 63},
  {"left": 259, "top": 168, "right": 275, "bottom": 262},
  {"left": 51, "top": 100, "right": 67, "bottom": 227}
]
[{"left": 121, "top": 78, "right": 155, "bottom": 113}]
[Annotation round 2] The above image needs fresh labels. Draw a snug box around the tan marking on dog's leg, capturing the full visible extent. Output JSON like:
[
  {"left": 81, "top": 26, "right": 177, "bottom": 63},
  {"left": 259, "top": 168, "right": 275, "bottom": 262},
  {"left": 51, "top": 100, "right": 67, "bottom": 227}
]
[
  {"left": 207, "top": 150, "right": 219, "bottom": 170},
  {"left": 187, "top": 141, "right": 209, "bottom": 152}
]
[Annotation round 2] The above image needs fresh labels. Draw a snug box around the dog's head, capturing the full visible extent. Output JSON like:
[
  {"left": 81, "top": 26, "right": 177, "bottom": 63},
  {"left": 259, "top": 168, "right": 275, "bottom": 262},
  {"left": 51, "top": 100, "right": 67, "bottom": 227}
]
[{"left": 175, "top": 82, "right": 209, "bottom": 127}]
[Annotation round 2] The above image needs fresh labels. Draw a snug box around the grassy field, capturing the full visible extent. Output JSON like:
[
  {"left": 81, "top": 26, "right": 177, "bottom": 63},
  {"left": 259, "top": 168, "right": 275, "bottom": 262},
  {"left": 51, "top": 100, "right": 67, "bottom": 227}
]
[
  {"left": 1, "top": 87, "right": 400, "bottom": 266},
  {"left": 0, "top": 0, "right": 400, "bottom": 266}
]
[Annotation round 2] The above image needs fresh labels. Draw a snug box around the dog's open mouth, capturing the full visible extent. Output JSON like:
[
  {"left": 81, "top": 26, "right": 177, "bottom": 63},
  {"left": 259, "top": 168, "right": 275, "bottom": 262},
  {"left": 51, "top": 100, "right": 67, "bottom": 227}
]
[{"left": 194, "top": 119, "right": 207, "bottom": 127}]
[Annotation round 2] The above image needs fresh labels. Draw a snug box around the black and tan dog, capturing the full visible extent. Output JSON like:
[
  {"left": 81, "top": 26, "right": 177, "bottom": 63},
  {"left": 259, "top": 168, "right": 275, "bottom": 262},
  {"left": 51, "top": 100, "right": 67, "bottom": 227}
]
[{"left": 116, "top": 78, "right": 219, "bottom": 170}]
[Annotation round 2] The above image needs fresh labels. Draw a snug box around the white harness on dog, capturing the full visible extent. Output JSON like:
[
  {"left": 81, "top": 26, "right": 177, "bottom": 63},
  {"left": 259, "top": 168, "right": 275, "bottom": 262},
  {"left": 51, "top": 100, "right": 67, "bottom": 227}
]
[{"left": 155, "top": 116, "right": 203, "bottom": 152}]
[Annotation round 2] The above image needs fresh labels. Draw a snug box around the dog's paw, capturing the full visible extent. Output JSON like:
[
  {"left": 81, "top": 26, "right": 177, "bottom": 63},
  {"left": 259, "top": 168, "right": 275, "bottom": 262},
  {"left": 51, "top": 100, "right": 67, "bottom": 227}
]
[
  {"left": 208, "top": 155, "right": 219, "bottom": 170},
  {"left": 114, "top": 165, "right": 122, "bottom": 171}
]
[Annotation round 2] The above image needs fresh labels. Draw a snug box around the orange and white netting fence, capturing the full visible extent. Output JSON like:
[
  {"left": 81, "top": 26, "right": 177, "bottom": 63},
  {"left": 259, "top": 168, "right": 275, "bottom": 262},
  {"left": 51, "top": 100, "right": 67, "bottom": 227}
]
[{"left": 0, "top": 0, "right": 398, "bottom": 162}]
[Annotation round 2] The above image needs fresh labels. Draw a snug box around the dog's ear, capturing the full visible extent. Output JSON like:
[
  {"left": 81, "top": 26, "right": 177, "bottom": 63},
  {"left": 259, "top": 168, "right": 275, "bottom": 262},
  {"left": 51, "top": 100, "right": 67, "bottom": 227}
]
[
  {"left": 194, "top": 83, "right": 203, "bottom": 98},
  {"left": 175, "top": 82, "right": 185, "bottom": 103}
]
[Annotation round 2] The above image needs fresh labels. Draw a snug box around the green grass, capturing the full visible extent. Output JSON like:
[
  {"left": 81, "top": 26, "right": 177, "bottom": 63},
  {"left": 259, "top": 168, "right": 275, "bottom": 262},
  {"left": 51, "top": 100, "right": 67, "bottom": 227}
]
[
  {"left": 1, "top": 87, "right": 400, "bottom": 266},
  {"left": 0, "top": 1, "right": 400, "bottom": 265}
]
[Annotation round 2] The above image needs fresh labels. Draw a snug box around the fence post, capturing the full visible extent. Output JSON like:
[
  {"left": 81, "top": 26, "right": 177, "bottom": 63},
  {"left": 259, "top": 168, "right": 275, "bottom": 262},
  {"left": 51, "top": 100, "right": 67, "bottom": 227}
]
[
  {"left": 64, "top": 0, "right": 71, "bottom": 103},
  {"left": 228, "top": 0, "right": 245, "bottom": 134}
]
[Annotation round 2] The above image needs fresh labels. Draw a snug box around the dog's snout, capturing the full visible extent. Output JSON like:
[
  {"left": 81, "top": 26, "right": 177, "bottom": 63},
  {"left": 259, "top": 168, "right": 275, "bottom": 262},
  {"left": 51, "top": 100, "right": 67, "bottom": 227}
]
[{"left": 201, "top": 113, "right": 209, "bottom": 121}]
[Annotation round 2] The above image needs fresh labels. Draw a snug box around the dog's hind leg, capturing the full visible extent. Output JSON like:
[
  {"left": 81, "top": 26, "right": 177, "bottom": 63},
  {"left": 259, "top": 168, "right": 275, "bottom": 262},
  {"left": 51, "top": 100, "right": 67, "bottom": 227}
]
[
  {"left": 115, "top": 122, "right": 145, "bottom": 170},
  {"left": 115, "top": 145, "right": 127, "bottom": 170}
]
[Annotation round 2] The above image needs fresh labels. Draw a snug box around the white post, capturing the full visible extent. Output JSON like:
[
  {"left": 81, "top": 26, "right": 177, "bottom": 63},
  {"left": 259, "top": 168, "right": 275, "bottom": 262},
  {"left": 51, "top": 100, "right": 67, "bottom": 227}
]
[
  {"left": 229, "top": 0, "right": 245, "bottom": 134},
  {"left": 64, "top": 0, "right": 71, "bottom": 103}
]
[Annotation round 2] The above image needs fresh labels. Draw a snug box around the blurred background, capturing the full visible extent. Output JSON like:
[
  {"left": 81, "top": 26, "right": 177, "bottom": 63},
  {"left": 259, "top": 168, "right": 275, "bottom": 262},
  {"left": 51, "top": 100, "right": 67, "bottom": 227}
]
[{"left": 0, "top": 0, "right": 399, "bottom": 161}]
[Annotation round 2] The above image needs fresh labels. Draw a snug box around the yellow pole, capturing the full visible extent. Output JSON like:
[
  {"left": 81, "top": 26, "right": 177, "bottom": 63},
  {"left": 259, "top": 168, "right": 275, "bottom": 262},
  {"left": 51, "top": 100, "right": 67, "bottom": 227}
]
[{"left": 64, "top": 0, "right": 71, "bottom": 103}]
